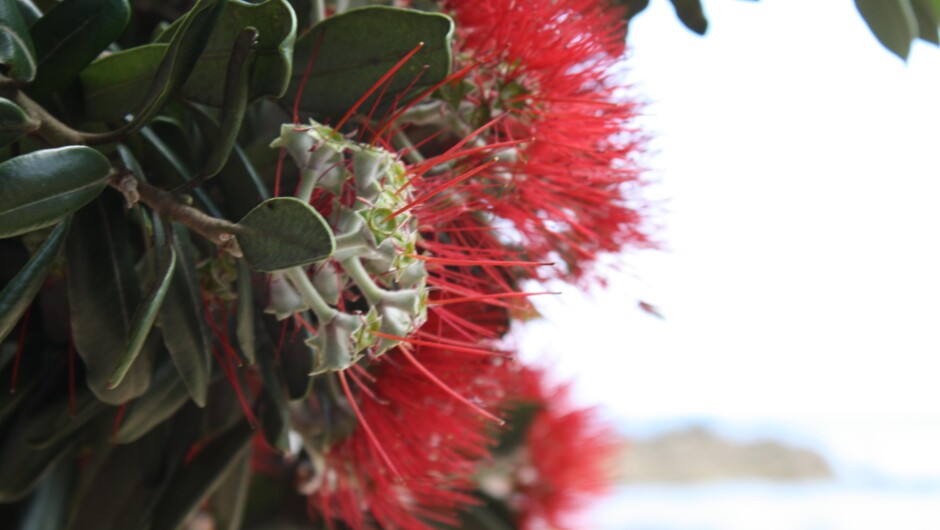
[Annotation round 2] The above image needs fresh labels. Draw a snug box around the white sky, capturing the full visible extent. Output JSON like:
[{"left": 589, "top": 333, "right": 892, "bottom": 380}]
[{"left": 517, "top": 0, "right": 940, "bottom": 422}]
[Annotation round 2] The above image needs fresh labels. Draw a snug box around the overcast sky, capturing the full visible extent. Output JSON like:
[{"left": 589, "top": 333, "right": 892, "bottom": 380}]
[{"left": 517, "top": 0, "right": 940, "bottom": 422}]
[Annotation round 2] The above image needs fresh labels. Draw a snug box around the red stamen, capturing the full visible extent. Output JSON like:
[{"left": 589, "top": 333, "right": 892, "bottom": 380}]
[
  {"left": 384, "top": 159, "right": 498, "bottom": 221},
  {"left": 211, "top": 345, "right": 258, "bottom": 428},
  {"left": 275, "top": 318, "right": 289, "bottom": 363},
  {"left": 347, "top": 368, "right": 387, "bottom": 404},
  {"left": 371, "top": 330, "right": 510, "bottom": 358},
  {"left": 293, "top": 30, "right": 325, "bottom": 124},
  {"left": 10, "top": 307, "right": 31, "bottom": 394},
  {"left": 406, "top": 253, "right": 553, "bottom": 267},
  {"left": 336, "top": 370, "right": 403, "bottom": 480},
  {"left": 396, "top": 344, "right": 504, "bottom": 424},
  {"left": 333, "top": 42, "right": 425, "bottom": 133},
  {"left": 429, "top": 290, "right": 558, "bottom": 306}
]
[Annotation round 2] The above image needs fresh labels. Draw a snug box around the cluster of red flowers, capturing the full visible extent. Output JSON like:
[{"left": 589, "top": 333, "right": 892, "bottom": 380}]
[{"left": 252, "top": 0, "right": 646, "bottom": 528}]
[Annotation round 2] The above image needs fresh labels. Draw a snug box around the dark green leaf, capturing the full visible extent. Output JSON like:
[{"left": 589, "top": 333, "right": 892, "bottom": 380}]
[
  {"left": 216, "top": 144, "right": 270, "bottom": 220},
  {"left": 257, "top": 354, "right": 289, "bottom": 451},
  {"left": 0, "top": 1, "right": 36, "bottom": 82},
  {"left": 151, "top": 421, "right": 254, "bottom": 530},
  {"left": 67, "top": 191, "right": 157, "bottom": 405},
  {"left": 0, "top": 218, "right": 68, "bottom": 344},
  {"left": 208, "top": 440, "right": 252, "bottom": 530},
  {"left": 0, "top": 96, "right": 38, "bottom": 148},
  {"left": 0, "top": 147, "right": 110, "bottom": 239},
  {"left": 856, "top": 0, "right": 918, "bottom": 59},
  {"left": 108, "top": 245, "right": 176, "bottom": 390},
  {"left": 27, "top": 0, "right": 130, "bottom": 98},
  {"left": 492, "top": 401, "right": 542, "bottom": 455},
  {"left": 668, "top": 0, "right": 708, "bottom": 35},
  {"left": 911, "top": 0, "right": 940, "bottom": 44},
  {"left": 158, "top": 225, "right": 211, "bottom": 406},
  {"left": 236, "top": 197, "right": 335, "bottom": 272},
  {"left": 235, "top": 259, "right": 256, "bottom": 364},
  {"left": 14, "top": 1, "right": 42, "bottom": 26},
  {"left": 80, "top": 43, "right": 166, "bottom": 122},
  {"left": 175, "top": 0, "right": 297, "bottom": 106},
  {"left": 0, "top": 423, "right": 77, "bottom": 502},
  {"left": 115, "top": 360, "right": 191, "bottom": 444},
  {"left": 25, "top": 390, "right": 107, "bottom": 450},
  {"left": 18, "top": 457, "right": 74, "bottom": 530},
  {"left": 0, "top": 346, "right": 41, "bottom": 426},
  {"left": 287, "top": 6, "right": 454, "bottom": 119}
]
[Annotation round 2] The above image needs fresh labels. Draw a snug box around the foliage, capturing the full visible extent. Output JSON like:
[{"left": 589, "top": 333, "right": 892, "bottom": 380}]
[{"left": 0, "top": 0, "right": 642, "bottom": 529}]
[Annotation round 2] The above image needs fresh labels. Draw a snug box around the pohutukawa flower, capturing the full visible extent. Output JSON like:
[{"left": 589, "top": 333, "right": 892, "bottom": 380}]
[{"left": 434, "top": 0, "right": 655, "bottom": 278}]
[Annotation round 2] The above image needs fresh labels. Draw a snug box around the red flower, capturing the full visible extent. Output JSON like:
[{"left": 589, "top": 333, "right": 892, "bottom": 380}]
[
  {"left": 481, "top": 366, "right": 619, "bottom": 530},
  {"left": 437, "top": 0, "right": 654, "bottom": 279}
]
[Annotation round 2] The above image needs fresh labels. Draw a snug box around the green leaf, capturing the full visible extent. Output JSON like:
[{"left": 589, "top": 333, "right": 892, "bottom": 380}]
[
  {"left": 175, "top": 0, "right": 297, "bottom": 106},
  {"left": 80, "top": 43, "right": 167, "bottom": 122},
  {"left": 0, "top": 347, "right": 41, "bottom": 426},
  {"left": 208, "top": 441, "right": 252, "bottom": 530},
  {"left": 0, "top": 1, "right": 36, "bottom": 82},
  {"left": 27, "top": 0, "right": 130, "bottom": 98},
  {"left": 158, "top": 225, "right": 212, "bottom": 406},
  {"left": 25, "top": 390, "right": 107, "bottom": 450},
  {"left": 107, "top": 245, "right": 176, "bottom": 390},
  {"left": 14, "top": 1, "right": 42, "bottom": 26},
  {"left": 151, "top": 420, "right": 254, "bottom": 530},
  {"left": 287, "top": 6, "right": 454, "bottom": 119},
  {"left": 0, "top": 147, "right": 110, "bottom": 239},
  {"left": 911, "top": 0, "right": 940, "bottom": 44},
  {"left": 216, "top": 144, "right": 270, "bottom": 220},
  {"left": 235, "top": 260, "right": 256, "bottom": 364},
  {"left": 114, "top": 360, "right": 192, "bottom": 444},
  {"left": 0, "top": 423, "right": 77, "bottom": 502},
  {"left": 0, "top": 218, "right": 68, "bottom": 344},
  {"left": 668, "top": 0, "right": 708, "bottom": 35},
  {"left": 856, "top": 0, "right": 918, "bottom": 59},
  {"left": 67, "top": 191, "right": 158, "bottom": 405},
  {"left": 257, "top": 354, "right": 289, "bottom": 451},
  {"left": 18, "top": 456, "right": 74, "bottom": 530},
  {"left": 0, "top": 96, "right": 38, "bottom": 148},
  {"left": 236, "top": 197, "right": 335, "bottom": 272}
]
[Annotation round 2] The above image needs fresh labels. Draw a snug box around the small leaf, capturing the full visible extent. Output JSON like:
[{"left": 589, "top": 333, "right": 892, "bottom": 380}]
[
  {"left": 0, "top": 1, "right": 36, "bottom": 82},
  {"left": 115, "top": 360, "right": 192, "bottom": 444},
  {"left": 27, "top": 0, "right": 131, "bottom": 98},
  {"left": 856, "top": 0, "right": 918, "bottom": 59},
  {"left": 67, "top": 191, "right": 157, "bottom": 405},
  {"left": 158, "top": 225, "right": 212, "bottom": 406},
  {"left": 287, "top": 6, "right": 454, "bottom": 119},
  {"left": 0, "top": 218, "right": 69, "bottom": 344},
  {"left": 0, "top": 97, "right": 38, "bottom": 148},
  {"left": 236, "top": 197, "right": 335, "bottom": 272},
  {"left": 108, "top": 245, "right": 177, "bottom": 390},
  {"left": 151, "top": 421, "right": 254, "bottom": 530},
  {"left": 668, "top": 0, "right": 708, "bottom": 35},
  {"left": 0, "top": 147, "right": 110, "bottom": 239}
]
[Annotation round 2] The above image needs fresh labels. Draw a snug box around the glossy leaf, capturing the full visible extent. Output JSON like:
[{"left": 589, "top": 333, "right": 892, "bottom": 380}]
[
  {"left": 0, "top": 1, "right": 36, "bottom": 82},
  {"left": 236, "top": 197, "right": 335, "bottom": 272},
  {"left": 0, "top": 147, "right": 110, "bottom": 239},
  {"left": 287, "top": 6, "right": 454, "bottom": 119},
  {"left": 27, "top": 0, "right": 131, "bottom": 97},
  {"left": 158, "top": 225, "right": 212, "bottom": 406},
  {"left": 856, "top": 0, "right": 918, "bottom": 59},
  {"left": 0, "top": 218, "right": 69, "bottom": 344},
  {"left": 175, "top": 0, "right": 297, "bottom": 106},
  {"left": 108, "top": 246, "right": 177, "bottom": 390},
  {"left": 668, "top": 0, "right": 708, "bottom": 35},
  {"left": 115, "top": 361, "right": 191, "bottom": 444},
  {"left": 0, "top": 97, "right": 38, "bottom": 148},
  {"left": 151, "top": 421, "right": 254, "bottom": 530},
  {"left": 80, "top": 44, "right": 167, "bottom": 122},
  {"left": 67, "top": 191, "right": 157, "bottom": 405}
]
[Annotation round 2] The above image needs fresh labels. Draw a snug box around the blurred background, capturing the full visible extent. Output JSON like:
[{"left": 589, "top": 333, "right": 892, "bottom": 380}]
[{"left": 516, "top": 0, "right": 940, "bottom": 528}]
